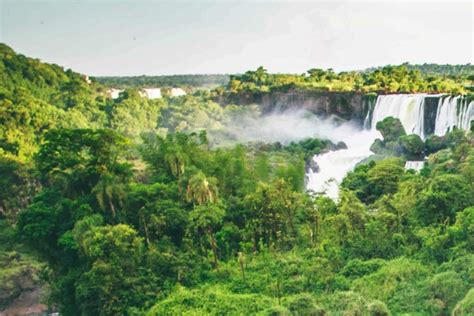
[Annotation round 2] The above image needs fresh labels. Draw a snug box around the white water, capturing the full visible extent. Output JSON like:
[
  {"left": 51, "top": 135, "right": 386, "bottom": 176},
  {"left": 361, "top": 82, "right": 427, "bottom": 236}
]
[
  {"left": 306, "top": 126, "right": 379, "bottom": 199},
  {"left": 306, "top": 94, "right": 473, "bottom": 200},
  {"left": 109, "top": 88, "right": 124, "bottom": 99},
  {"left": 170, "top": 88, "right": 186, "bottom": 97},
  {"left": 109, "top": 87, "right": 186, "bottom": 99},
  {"left": 370, "top": 94, "right": 426, "bottom": 139},
  {"left": 142, "top": 88, "right": 162, "bottom": 99},
  {"left": 405, "top": 161, "right": 425, "bottom": 172},
  {"left": 434, "top": 96, "right": 474, "bottom": 136}
]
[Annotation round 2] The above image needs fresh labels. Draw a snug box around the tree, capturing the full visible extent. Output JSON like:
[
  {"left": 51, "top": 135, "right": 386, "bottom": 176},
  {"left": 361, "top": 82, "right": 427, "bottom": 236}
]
[
  {"left": 189, "top": 203, "right": 225, "bottom": 268},
  {"left": 185, "top": 171, "right": 218, "bottom": 206},
  {"left": 367, "top": 158, "right": 405, "bottom": 201},
  {"left": 35, "top": 129, "right": 131, "bottom": 198},
  {"left": 399, "top": 134, "right": 424, "bottom": 160},
  {"left": 92, "top": 172, "right": 127, "bottom": 223},
  {"left": 415, "top": 174, "right": 473, "bottom": 225},
  {"left": 75, "top": 224, "right": 150, "bottom": 316},
  {"left": 375, "top": 117, "right": 406, "bottom": 142}
]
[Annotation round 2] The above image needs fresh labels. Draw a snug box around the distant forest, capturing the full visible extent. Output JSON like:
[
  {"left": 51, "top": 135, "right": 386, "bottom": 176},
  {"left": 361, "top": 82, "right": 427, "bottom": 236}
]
[
  {"left": 365, "top": 63, "right": 474, "bottom": 77},
  {"left": 94, "top": 74, "right": 230, "bottom": 88},
  {"left": 94, "top": 64, "right": 473, "bottom": 91}
]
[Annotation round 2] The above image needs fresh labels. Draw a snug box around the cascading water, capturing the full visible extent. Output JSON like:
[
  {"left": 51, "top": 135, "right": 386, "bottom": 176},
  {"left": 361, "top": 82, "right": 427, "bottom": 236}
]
[
  {"left": 369, "top": 94, "right": 426, "bottom": 139},
  {"left": 306, "top": 93, "right": 473, "bottom": 200},
  {"left": 170, "top": 88, "right": 186, "bottom": 97},
  {"left": 434, "top": 96, "right": 474, "bottom": 136},
  {"left": 305, "top": 123, "right": 379, "bottom": 199},
  {"left": 143, "top": 88, "right": 162, "bottom": 99},
  {"left": 405, "top": 161, "right": 425, "bottom": 171}
]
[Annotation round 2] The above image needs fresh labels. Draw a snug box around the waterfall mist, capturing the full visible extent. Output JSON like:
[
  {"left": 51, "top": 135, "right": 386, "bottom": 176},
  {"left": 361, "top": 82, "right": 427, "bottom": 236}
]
[
  {"left": 215, "top": 108, "right": 380, "bottom": 200},
  {"left": 214, "top": 94, "right": 473, "bottom": 201},
  {"left": 217, "top": 109, "right": 365, "bottom": 145}
]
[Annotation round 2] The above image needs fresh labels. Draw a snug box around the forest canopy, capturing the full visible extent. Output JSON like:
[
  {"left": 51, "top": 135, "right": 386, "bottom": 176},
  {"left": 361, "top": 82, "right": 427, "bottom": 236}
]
[{"left": 1, "top": 43, "right": 473, "bottom": 316}]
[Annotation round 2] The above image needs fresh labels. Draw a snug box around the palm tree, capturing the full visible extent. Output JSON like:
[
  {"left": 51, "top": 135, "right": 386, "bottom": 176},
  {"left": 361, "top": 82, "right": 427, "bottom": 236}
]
[
  {"left": 164, "top": 145, "right": 187, "bottom": 177},
  {"left": 185, "top": 171, "right": 217, "bottom": 206},
  {"left": 186, "top": 171, "right": 222, "bottom": 268},
  {"left": 92, "top": 172, "right": 126, "bottom": 223}
]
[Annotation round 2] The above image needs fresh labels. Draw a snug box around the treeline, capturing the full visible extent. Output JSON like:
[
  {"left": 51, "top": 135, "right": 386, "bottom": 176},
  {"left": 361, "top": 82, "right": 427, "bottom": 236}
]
[
  {"left": 365, "top": 62, "right": 474, "bottom": 78},
  {"left": 95, "top": 74, "right": 230, "bottom": 88},
  {"left": 221, "top": 65, "right": 472, "bottom": 95}
]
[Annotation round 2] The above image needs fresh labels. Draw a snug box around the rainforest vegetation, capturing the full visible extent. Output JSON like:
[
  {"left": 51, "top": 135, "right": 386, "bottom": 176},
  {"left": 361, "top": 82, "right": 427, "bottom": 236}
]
[
  {"left": 1, "top": 43, "right": 474, "bottom": 316},
  {"left": 95, "top": 64, "right": 473, "bottom": 93},
  {"left": 221, "top": 65, "right": 473, "bottom": 95}
]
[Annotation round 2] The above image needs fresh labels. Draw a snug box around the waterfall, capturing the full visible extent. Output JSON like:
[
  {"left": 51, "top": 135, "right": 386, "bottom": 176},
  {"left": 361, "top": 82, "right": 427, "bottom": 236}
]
[
  {"left": 370, "top": 94, "right": 426, "bottom": 138},
  {"left": 306, "top": 93, "right": 473, "bottom": 200},
  {"left": 108, "top": 88, "right": 124, "bottom": 99},
  {"left": 405, "top": 161, "right": 425, "bottom": 172},
  {"left": 367, "top": 94, "right": 473, "bottom": 138},
  {"left": 143, "top": 88, "right": 162, "bottom": 99},
  {"left": 305, "top": 126, "right": 379, "bottom": 199},
  {"left": 434, "top": 96, "right": 474, "bottom": 136},
  {"left": 170, "top": 88, "right": 186, "bottom": 97},
  {"left": 363, "top": 96, "right": 375, "bottom": 130}
]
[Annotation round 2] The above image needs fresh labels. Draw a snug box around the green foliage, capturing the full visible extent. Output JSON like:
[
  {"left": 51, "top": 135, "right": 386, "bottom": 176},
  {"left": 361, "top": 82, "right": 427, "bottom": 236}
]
[
  {"left": 341, "top": 158, "right": 404, "bottom": 203},
  {"left": 109, "top": 89, "right": 163, "bottom": 138},
  {"left": 424, "top": 134, "right": 447, "bottom": 155},
  {"left": 159, "top": 95, "right": 224, "bottom": 133},
  {"left": 376, "top": 117, "right": 407, "bottom": 142},
  {"left": 2, "top": 44, "right": 474, "bottom": 315},
  {"left": 146, "top": 286, "right": 276, "bottom": 315},
  {"left": 428, "top": 271, "right": 467, "bottom": 313},
  {"left": 452, "top": 288, "right": 474, "bottom": 316},
  {"left": 224, "top": 64, "right": 470, "bottom": 95},
  {"left": 283, "top": 293, "right": 325, "bottom": 315},
  {"left": 415, "top": 174, "right": 473, "bottom": 225},
  {"left": 399, "top": 134, "right": 425, "bottom": 160},
  {"left": 352, "top": 258, "right": 430, "bottom": 314},
  {"left": 75, "top": 224, "right": 150, "bottom": 316}
]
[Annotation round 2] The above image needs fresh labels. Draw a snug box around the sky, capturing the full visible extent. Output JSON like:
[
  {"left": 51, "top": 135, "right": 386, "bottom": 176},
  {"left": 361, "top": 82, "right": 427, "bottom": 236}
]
[{"left": 0, "top": 0, "right": 472, "bottom": 76}]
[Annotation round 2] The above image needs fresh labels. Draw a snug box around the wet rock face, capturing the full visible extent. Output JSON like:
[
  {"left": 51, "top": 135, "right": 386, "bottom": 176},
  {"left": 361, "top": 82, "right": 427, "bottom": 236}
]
[
  {"left": 423, "top": 96, "right": 440, "bottom": 136},
  {"left": 306, "top": 158, "right": 320, "bottom": 173},
  {"left": 215, "top": 91, "right": 365, "bottom": 122},
  {"left": 0, "top": 252, "right": 46, "bottom": 316},
  {"left": 336, "top": 141, "right": 348, "bottom": 150}
]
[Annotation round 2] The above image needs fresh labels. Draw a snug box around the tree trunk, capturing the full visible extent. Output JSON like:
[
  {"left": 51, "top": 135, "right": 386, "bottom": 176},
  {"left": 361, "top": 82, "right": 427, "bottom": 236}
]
[
  {"left": 139, "top": 208, "right": 150, "bottom": 246},
  {"left": 207, "top": 226, "right": 219, "bottom": 270},
  {"left": 271, "top": 210, "right": 279, "bottom": 249},
  {"left": 288, "top": 211, "right": 297, "bottom": 239},
  {"left": 238, "top": 252, "right": 246, "bottom": 281},
  {"left": 108, "top": 198, "right": 117, "bottom": 224}
]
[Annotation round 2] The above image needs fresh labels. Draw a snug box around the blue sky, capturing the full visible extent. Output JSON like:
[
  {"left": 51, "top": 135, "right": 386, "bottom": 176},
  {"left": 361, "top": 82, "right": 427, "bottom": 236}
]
[{"left": 0, "top": 0, "right": 472, "bottom": 76}]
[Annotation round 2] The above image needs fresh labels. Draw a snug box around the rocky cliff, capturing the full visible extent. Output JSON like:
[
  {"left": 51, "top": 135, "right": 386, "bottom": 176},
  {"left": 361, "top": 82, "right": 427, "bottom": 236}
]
[{"left": 215, "top": 91, "right": 370, "bottom": 123}]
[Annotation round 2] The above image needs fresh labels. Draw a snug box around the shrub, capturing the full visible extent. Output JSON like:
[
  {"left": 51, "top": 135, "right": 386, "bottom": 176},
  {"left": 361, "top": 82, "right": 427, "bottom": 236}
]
[
  {"left": 399, "top": 134, "right": 425, "bottom": 160},
  {"left": 367, "top": 300, "right": 391, "bottom": 316},
  {"left": 284, "top": 293, "right": 325, "bottom": 316},
  {"left": 452, "top": 288, "right": 474, "bottom": 316}
]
